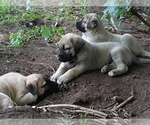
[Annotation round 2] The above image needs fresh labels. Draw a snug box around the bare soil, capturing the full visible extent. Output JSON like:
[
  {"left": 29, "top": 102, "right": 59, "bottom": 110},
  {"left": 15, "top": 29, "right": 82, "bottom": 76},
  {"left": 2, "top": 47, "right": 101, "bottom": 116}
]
[{"left": 0, "top": 7, "right": 150, "bottom": 119}]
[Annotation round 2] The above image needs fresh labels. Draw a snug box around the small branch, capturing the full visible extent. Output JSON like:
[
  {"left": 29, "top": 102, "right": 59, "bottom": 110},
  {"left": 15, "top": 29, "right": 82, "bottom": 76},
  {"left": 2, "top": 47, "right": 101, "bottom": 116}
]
[
  {"left": 104, "top": 102, "right": 116, "bottom": 109},
  {"left": 35, "top": 104, "right": 108, "bottom": 118},
  {"left": 64, "top": 108, "right": 105, "bottom": 118},
  {"left": 130, "top": 7, "right": 150, "bottom": 29},
  {"left": 113, "top": 95, "right": 134, "bottom": 111},
  {"left": 140, "top": 105, "right": 150, "bottom": 113}
]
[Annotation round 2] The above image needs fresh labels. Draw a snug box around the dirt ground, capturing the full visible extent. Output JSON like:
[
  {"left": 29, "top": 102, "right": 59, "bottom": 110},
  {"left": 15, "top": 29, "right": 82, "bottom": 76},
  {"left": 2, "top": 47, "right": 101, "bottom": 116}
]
[{"left": 0, "top": 7, "right": 150, "bottom": 119}]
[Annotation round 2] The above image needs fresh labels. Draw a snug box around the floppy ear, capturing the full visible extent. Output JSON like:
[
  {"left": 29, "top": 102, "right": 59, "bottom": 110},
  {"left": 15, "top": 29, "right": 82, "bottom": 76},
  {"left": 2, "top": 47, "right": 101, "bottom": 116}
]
[
  {"left": 26, "top": 78, "right": 38, "bottom": 95},
  {"left": 87, "top": 19, "right": 98, "bottom": 29},
  {"left": 70, "top": 36, "right": 85, "bottom": 53}
]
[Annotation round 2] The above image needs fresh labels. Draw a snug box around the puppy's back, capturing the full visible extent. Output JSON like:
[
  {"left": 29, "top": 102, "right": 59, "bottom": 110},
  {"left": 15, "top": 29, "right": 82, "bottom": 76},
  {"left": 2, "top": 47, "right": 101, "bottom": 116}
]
[{"left": 0, "top": 72, "right": 26, "bottom": 95}]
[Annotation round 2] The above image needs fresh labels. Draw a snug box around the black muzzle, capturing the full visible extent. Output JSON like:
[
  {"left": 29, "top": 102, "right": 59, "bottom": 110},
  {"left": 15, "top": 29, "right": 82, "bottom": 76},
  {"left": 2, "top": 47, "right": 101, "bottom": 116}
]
[
  {"left": 76, "top": 21, "right": 86, "bottom": 32},
  {"left": 57, "top": 49, "right": 74, "bottom": 62}
]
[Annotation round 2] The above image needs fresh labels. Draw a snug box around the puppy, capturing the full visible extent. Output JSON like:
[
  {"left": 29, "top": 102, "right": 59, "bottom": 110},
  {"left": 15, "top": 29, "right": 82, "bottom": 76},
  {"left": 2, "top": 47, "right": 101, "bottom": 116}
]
[
  {"left": 0, "top": 72, "right": 49, "bottom": 108},
  {"left": 76, "top": 13, "right": 150, "bottom": 57},
  {"left": 51, "top": 33, "right": 150, "bottom": 84}
]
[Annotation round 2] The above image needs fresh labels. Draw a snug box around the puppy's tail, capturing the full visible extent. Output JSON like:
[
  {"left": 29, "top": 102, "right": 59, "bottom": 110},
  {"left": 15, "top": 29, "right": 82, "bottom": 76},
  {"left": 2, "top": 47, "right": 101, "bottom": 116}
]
[{"left": 133, "top": 56, "right": 150, "bottom": 64}]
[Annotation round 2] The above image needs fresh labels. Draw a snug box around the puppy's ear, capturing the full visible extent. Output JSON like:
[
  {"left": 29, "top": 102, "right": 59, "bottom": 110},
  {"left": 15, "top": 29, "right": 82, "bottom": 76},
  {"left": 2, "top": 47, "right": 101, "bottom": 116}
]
[
  {"left": 87, "top": 19, "right": 98, "bottom": 29},
  {"left": 26, "top": 78, "right": 38, "bottom": 95},
  {"left": 70, "top": 36, "right": 85, "bottom": 53}
]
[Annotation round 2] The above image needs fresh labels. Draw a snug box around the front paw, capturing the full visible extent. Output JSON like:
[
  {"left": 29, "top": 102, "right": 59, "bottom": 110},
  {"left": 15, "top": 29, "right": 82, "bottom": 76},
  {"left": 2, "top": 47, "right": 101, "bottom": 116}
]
[
  {"left": 101, "top": 65, "right": 109, "bottom": 73},
  {"left": 108, "top": 70, "right": 117, "bottom": 77},
  {"left": 51, "top": 73, "right": 59, "bottom": 82},
  {"left": 57, "top": 75, "right": 69, "bottom": 85}
]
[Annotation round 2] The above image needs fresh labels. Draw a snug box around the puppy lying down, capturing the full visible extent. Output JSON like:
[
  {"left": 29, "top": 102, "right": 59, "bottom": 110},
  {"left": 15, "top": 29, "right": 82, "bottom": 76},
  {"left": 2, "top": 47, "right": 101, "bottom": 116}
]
[
  {"left": 76, "top": 13, "right": 150, "bottom": 57},
  {"left": 0, "top": 72, "right": 49, "bottom": 108},
  {"left": 51, "top": 33, "right": 150, "bottom": 84}
]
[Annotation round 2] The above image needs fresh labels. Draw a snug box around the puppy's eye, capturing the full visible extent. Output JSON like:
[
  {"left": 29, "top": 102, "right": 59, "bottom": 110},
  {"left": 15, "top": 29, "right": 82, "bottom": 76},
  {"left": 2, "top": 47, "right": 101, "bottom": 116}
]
[{"left": 42, "top": 83, "right": 47, "bottom": 88}]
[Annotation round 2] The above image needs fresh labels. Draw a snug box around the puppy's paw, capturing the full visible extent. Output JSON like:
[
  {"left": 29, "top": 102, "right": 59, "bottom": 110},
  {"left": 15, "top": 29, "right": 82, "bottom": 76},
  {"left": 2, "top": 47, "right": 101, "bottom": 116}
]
[
  {"left": 2, "top": 98, "right": 14, "bottom": 108},
  {"left": 51, "top": 74, "right": 59, "bottom": 82},
  {"left": 101, "top": 65, "right": 109, "bottom": 73},
  {"left": 108, "top": 70, "right": 117, "bottom": 77},
  {"left": 57, "top": 75, "right": 69, "bottom": 85}
]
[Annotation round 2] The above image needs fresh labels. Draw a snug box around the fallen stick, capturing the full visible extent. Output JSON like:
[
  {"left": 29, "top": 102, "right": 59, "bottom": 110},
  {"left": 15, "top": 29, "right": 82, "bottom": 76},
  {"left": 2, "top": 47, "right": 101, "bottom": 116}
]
[
  {"left": 140, "top": 105, "right": 150, "bottom": 113},
  {"left": 64, "top": 108, "right": 105, "bottom": 118},
  {"left": 113, "top": 95, "right": 134, "bottom": 111},
  {"left": 35, "top": 104, "right": 108, "bottom": 118}
]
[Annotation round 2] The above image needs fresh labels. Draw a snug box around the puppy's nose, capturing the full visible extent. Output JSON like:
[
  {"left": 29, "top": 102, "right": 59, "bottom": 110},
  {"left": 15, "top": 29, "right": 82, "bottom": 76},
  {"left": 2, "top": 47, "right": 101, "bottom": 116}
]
[
  {"left": 57, "top": 49, "right": 68, "bottom": 62},
  {"left": 76, "top": 21, "right": 86, "bottom": 32},
  {"left": 58, "top": 50, "right": 65, "bottom": 59},
  {"left": 57, "top": 49, "right": 73, "bottom": 62}
]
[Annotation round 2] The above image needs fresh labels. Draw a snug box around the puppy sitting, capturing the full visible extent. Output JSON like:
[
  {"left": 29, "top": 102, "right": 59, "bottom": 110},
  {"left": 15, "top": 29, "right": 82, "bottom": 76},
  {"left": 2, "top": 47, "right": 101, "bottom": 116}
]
[
  {"left": 51, "top": 33, "right": 150, "bottom": 84},
  {"left": 0, "top": 72, "right": 49, "bottom": 108},
  {"left": 76, "top": 13, "right": 150, "bottom": 57}
]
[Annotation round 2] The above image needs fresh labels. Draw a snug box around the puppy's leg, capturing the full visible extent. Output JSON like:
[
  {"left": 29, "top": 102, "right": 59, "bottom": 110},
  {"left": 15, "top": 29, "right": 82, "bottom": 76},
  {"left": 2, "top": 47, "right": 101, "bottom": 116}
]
[
  {"left": 51, "top": 62, "right": 72, "bottom": 82},
  {"left": 101, "top": 62, "right": 116, "bottom": 73},
  {"left": 108, "top": 47, "right": 130, "bottom": 76},
  {"left": 121, "top": 34, "right": 150, "bottom": 57},
  {"left": 108, "top": 63, "right": 128, "bottom": 77},
  {"left": 0, "top": 92, "right": 14, "bottom": 108},
  {"left": 57, "top": 64, "right": 87, "bottom": 84},
  {"left": 17, "top": 93, "right": 38, "bottom": 105}
]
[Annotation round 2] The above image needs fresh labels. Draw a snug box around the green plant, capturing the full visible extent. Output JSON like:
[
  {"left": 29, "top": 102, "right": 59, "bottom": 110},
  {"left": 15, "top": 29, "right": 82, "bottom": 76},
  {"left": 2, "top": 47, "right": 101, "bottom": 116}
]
[
  {"left": 8, "top": 25, "right": 65, "bottom": 47},
  {"left": 0, "top": 49, "right": 13, "bottom": 57},
  {"left": 0, "top": 6, "right": 19, "bottom": 24},
  {"left": 58, "top": 2, "right": 75, "bottom": 14},
  {"left": 0, "top": 4, "right": 72, "bottom": 47},
  {"left": 40, "top": 26, "right": 52, "bottom": 40},
  {"left": 78, "top": 0, "right": 90, "bottom": 15},
  {"left": 40, "top": 26, "right": 65, "bottom": 41},
  {"left": 8, "top": 26, "right": 41, "bottom": 47},
  {"left": 0, "top": 6, "right": 41, "bottom": 24},
  {"left": 8, "top": 29, "right": 24, "bottom": 47},
  {"left": 102, "top": 0, "right": 132, "bottom": 21},
  {"left": 21, "top": 11, "right": 41, "bottom": 21},
  {"left": 102, "top": 0, "right": 150, "bottom": 29},
  {"left": 0, "top": 6, "right": 14, "bottom": 14}
]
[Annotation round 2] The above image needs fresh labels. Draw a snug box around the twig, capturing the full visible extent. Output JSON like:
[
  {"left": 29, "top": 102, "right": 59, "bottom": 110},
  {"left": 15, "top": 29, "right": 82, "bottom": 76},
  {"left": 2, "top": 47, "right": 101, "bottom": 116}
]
[
  {"left": 35, "top": 104, "right": 108, "bottom": 118},
  {"left": 64, "top": 108, "right": 105, "bottom": 118},
  {"left": 130, "top": 7, "right": 150, "bottom": 29},
  {"left": 140, "top": 105, "right": 150, "bottom": 113},
  {"left": 113, "top": 95, "right": 134, "bottom": 111},
  {"left": 104, "top": 102, "right": 116, "bottom": 109}
]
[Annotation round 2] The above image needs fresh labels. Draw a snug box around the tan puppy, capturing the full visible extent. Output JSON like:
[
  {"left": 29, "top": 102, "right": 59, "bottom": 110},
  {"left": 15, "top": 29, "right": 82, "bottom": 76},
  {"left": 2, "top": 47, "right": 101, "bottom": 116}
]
[
  {"left": 76, "top": 13, "right": 150, "bottom": 57},
  {"left": 51, "top": 33, "right": 150, "bottom": 84},
  {"left": 0, "top": 72, "right": 49, "bottom": 108}
]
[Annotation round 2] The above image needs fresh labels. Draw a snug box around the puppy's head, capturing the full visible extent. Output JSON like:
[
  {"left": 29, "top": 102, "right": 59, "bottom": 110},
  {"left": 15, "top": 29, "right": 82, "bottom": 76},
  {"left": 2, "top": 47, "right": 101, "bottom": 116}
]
[
  {"left": 26, "top": 74, "right": 49, "bottom": 96},
  {"left": 57, "top": 33, "right": 85, "bottom": 62},
  {"left": 76, "top": 13, "right": 100, "bottom": 32}
]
